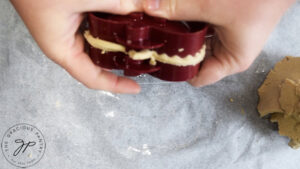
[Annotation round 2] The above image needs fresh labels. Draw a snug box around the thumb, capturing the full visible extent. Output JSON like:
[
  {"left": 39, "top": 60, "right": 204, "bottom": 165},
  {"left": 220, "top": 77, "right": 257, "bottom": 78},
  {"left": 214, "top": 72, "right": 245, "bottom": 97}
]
[
  {"left": 143, "top": 0, "right": 211, "bottom": 21},
  {"left": 82, "top": 0, "right": 143, "bottom": 14},
  {"left": 188, "top": 36, "right": 254, "bottom": 87}
]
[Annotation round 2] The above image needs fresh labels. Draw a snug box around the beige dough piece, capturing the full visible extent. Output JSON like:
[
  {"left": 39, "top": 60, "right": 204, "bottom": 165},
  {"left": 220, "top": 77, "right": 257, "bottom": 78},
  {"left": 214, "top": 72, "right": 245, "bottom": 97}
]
[
  {"left": 257, "top": 56, "right": 300, "bottom": 149},
  {"left": 258, "top": 56, "right": 300, "bottom": 116},
  {"left": 271, "top": 79, "right": 300, "bottom": 148}
]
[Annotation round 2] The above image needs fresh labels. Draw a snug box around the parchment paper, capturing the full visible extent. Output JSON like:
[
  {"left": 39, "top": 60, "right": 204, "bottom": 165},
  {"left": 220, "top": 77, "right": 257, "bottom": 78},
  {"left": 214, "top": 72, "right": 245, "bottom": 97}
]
[{"left": 1, "top": 1, "right": 300, "bottom": 169}]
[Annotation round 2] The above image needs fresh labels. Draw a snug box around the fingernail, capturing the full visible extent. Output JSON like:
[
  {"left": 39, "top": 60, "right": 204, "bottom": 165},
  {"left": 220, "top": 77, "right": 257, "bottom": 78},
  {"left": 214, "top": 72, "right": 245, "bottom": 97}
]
[{"left": 145, "top": 0, "right": 160, "bottom": 10}]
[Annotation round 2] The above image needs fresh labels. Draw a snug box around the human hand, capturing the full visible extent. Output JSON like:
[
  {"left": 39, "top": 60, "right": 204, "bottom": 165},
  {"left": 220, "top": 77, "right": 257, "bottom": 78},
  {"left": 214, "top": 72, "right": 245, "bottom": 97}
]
[
  {"left": 10, "top": 0, "right": 142, "bottom": 93},
  {"left": 143, "top": 0, "right": 296, "bottom": 87}
]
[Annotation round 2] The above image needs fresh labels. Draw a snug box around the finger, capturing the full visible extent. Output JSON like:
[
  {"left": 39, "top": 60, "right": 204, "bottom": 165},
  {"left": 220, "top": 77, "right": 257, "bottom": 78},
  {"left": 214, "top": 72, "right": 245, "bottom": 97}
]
[
  {"left": 80, "top": 0, "right": 143, "bottom": 14},
  {"left": 188, "top": 39, "right": 253, "bottom": 87},
  {"left": 188, "top": 57, "right": 230, "bottom": 87},
  {"left": 143, "top": 0, "right": 211, "bottom": 22},
  {"left": 62, "top": 33, "right": 141, "bottom": 94}
]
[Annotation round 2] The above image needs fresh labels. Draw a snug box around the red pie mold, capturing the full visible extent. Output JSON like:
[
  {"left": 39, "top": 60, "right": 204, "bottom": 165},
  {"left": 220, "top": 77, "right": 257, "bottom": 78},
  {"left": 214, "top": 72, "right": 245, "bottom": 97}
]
[{"left": 86, "top": 12, "right": 208, "bottom": 81}]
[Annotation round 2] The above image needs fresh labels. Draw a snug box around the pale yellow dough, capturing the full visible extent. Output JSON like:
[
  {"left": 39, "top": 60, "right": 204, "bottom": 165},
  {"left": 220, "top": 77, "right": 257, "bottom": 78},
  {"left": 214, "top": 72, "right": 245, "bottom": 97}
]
[
  {"left": 84, "top": 31, "right": 126, "bottom": 53},
  {"left": 258, "top": 56, "right": 300, "bottom": 149},
  {"left": 84, "top": 31, "right": 206, "bottom": 66}
]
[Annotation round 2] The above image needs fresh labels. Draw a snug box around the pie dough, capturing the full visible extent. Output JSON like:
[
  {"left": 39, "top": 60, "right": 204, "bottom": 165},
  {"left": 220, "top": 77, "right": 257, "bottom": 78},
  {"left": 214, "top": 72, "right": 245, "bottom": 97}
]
[
  {"left": 84, "top": 31, "right": 206, "bottom": 66},
  {"left": 258, "top": 56, "right": 300, "bottom": 148}
]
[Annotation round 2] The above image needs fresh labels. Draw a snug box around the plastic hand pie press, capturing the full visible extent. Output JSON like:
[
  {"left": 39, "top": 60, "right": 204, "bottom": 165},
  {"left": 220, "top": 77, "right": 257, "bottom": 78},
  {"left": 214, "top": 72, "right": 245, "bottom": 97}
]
[{"left": 84, "top": 12, "right": 208, "bottom": 81}]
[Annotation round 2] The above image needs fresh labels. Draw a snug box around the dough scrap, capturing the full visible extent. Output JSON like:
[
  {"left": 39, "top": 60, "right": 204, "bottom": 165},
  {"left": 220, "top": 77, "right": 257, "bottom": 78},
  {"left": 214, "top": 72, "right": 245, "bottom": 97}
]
[{"left": 258, "top": 56, "right": 300, "bottom": 149}]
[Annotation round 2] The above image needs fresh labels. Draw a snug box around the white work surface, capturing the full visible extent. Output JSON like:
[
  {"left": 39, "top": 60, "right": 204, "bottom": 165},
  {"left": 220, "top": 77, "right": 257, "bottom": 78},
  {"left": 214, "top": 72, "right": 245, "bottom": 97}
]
[{"left": 1, "top": 1, "right": 300, "bottom": 169}]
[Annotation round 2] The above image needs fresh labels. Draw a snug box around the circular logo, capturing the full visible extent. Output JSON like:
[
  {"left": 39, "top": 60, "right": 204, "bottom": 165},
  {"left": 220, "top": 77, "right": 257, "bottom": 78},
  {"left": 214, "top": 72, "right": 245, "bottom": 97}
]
[{"left": 1, "top": 123, "right": 46, "bottom": 168}]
